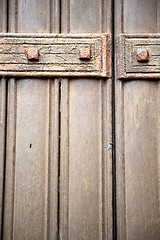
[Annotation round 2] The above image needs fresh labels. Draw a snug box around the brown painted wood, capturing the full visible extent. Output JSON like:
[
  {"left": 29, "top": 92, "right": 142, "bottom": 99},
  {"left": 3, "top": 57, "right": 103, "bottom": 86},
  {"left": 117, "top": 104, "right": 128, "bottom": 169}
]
[
  {"left": 2, "top": 1, "right": 159, "bottom": 240},
  {"left": 0, "top": 78, "right": 6, "bottom": 237},
  {"left": 0, "top": 0, "right": 7, "bottom": 32},
  {"left": 115, "top": 0, "right": 160, "bottom": 240},
  {"left": 0, "top": 0, "right": 7, "bottom": 237},
  {"left": 60, "top": 1, "right": 112, "bottom": 239},
  {"left": 3, "top": 1, "right": 60, "bottom": 239}
]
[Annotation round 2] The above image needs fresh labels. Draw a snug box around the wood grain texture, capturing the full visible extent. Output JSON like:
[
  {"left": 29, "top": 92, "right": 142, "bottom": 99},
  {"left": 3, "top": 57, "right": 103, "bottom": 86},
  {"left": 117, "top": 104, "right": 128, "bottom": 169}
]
[
  {"left": 0, "top": 0, "right": 7, "bottom": 32},
  {"left": 124, "top": 0, "right": 157, "bottom": 33},
  {"left": 3, "top": 79, "right": 59, "bottom": 240},
  {"left": 3, "top": 79, "right": 17, "bottom": 240},
  {"left": 60, "top": 1, "right": 112, "bottom": 239},
  {"left": 158, "top": 1, "right": 160, "bottom": 33},
  {"left": 0, "top": 78, "right": 6, "bottom": 238},
  {"left": 0, "top": 1, "right": 7, "bottom": 236},
  {"left": 61, "top": 0, "right": 111, "bottom": 34},
  {"left": 9, "top": 0, "right": 60, "bottom": 33},
  {"left": 115, "top": 0, "right": 160, "bottom": 239},
  {"left": 3, "top": 1, "right": 60, "bottom": 239},
  {"left": 60, "top": 79, "right": 112, "bottom": 240}
]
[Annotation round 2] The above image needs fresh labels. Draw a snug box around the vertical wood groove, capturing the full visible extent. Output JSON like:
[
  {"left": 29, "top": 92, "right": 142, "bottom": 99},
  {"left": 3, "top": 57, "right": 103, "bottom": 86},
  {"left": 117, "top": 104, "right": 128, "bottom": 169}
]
[
  {"left": 100, "top": 80, "right": 103, "bottom": 240},
  {"left": 43, "top": 80, "right": 50, "bottom": 240},
  {"left": 48, "top": 79, "right": 59, "bottom": 240},
  {"left": 60, "top": 79, "right": 70, "bottom": 240},
  {"left": 0, "top": 78, "right": 6, "bottom": 239},
  {"left": 3, "top": 79, "right": 17, "bottom": 240},
  {"left": 50, "top": 0, "right": 60, "bottom": 33},
  {"left": 121, "top": 0, "right": 124, "bottom": 33},
  {"left": 12, "top": 79, "right": 17, "bottom": 240},
  {"left": 0, "top": 0, "right": 7, "bottom": 32},
  {"left": 61, "top": 0, "right": 70, "bottom": 33},
  {"left": 8, "top": 0, "right": 17, "bottom": 32},
  {"left": 67, "top": 0, "right": 70, "bottom": 33},
  {"left": 15, "top": 0, "right": 18, "bottom": 33}
]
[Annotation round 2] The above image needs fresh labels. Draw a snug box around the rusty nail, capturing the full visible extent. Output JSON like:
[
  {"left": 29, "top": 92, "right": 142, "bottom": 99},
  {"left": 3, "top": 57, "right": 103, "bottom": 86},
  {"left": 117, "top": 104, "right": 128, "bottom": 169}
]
[
  {"left": 79, "top": 48, "right": 91, "bottom": 59},
  {"left": 137, "top": 49, "right": 149, "bottom": 62},
  {"left": 27, "top": 48, "right": 39, "bottom": 60}
]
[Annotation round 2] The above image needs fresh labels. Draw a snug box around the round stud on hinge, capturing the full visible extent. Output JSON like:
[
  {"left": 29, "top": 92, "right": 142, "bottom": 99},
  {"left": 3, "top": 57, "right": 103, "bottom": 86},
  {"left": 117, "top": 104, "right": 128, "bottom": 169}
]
[
  {"left": 27, "top": 48, "right": 39, "bottom": 61},
  {"left": 137, "top": 48, "right": 149, "bottom": 62}
]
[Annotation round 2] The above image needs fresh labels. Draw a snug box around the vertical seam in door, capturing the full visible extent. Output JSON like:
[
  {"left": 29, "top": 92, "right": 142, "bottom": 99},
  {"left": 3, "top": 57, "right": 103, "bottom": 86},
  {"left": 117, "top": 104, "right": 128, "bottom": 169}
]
[
  {"left": 57, "top": 79, "right": 61, "bottom": 239},
  {"left": 57, "top": 1, "right": 62, "bottom": 238},
  {"left": 11, "top": 79, "right": 17, "bottom": 239},
  {"left": 15, "top": 0, "right": 18, "bottom": 33},
  {"left": 59, "top": 0, "right": 62, "bottom": 33},
  {"left": 112, "top": 0, "right": 117, "bottom": 239},
  {"left": 67, "top": 0, "right": 70, "bottom": 33},
  {"left": 50, "top": 0, "right": 52, "bottom": 33},
  {"left": 7, "top": 0, "right": 9, "bottom": 32},
  {"left": 121, "top": 0, "right": 124, "bottom": 33}
]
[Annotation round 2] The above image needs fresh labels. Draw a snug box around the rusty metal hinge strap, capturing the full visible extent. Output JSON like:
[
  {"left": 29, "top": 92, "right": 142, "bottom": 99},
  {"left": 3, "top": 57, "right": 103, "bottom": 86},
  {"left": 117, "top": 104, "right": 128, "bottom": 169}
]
[
  {"left": 118, "top": 34, "right": 160, "bottom": 79},
  {"left": 0, "top": 33, "right": 111, "bottom": 78}
]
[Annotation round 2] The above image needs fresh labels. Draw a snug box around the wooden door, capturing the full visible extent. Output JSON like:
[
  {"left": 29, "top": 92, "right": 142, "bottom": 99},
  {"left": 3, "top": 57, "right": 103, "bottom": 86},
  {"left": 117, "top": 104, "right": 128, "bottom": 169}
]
[
  {"left": 0, "top": 0, "right": 159, "bottom": 240},
  {"left": 0, "top": 0, "right": 112, "bottom": 240}
]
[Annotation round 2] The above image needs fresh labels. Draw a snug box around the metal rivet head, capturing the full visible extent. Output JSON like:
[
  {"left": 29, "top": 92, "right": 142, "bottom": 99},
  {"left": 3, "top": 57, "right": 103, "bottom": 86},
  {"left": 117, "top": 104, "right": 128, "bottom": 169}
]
[
  {"left": 137, "top": 49, "right": 149, "bottom": 62},
  {"left": 79, "top": 48, "right": 91, "bottom": 59},
  {"left": 27, "top": 48, "right": 39, "bottom": 60}
]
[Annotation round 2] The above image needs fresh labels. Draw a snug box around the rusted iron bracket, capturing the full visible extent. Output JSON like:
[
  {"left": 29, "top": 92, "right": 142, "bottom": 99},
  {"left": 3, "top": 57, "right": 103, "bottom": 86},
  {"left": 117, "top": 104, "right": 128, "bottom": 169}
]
[
  {"left": 118, "top": 34, "right": 160, "bottom": 79},
  {"left": 0, "top": 33, "right": 111, "bottom": 78}
]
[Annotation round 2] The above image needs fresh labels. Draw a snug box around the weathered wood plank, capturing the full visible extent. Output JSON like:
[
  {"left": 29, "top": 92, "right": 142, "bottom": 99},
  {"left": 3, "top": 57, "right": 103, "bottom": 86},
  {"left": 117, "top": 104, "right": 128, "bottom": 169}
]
[
  {"left": 124, "top": 0, "right": 157, "bottom": 33},
  {"left": 0, "top": 0, "right": 7, "bottom": 237},
  {"left": 0, "top": 0, "right": 7, "bottom": 32},
  {"left": 115, "top": 0, "right": 160, "bottom": 239},
  {"left": 124, "top": 81, "right": 160, "bottom": 240},
  {"left": 3, "top": 1, "right": 60, "bottom": 239},
  {"left": 157, "top": 1, "right": 160, "bottom": 33},
  {"left": 60, "top": 1, "right": 112, "bottom": 239},
  {"left": 60, "top": 79, "right": 112, "bottom": 240},
  {"left": 3, "top": 78, "right": 16, "bottom": 240},
  {"left": 0, "top": 78, "right": 6, "bottom": 238},
  {"left": 4, "top": 80, "right": 60, "bottom": 240}
]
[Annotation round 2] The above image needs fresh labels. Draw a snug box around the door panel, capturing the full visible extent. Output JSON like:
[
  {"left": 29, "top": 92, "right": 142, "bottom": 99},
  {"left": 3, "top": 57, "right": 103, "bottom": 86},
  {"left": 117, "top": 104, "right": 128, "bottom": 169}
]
[
  {"left": 0, "top": 0, "right": 159, "bottom": 239},
  {"left": 3, "top": 1, "right": 60, "bottom": 239},
  {"left": 115, "top": 0, "right": 160, "bottom": 239},
  {"left": 60, "top": 1, "right": 112, "bottom": 239},
  {"left": 4, "top": 79, "right": 59, "bottom": 240}
]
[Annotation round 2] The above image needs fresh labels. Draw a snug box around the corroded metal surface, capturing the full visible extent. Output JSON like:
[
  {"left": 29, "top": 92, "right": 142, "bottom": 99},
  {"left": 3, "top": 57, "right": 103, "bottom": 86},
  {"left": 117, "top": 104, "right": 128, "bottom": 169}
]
[
  {"left": 79, "top": 48, "right": 91, "bottom": 59},
  {"left": 0, "top": 33, "right": 110, "bottom": 78},
  {"left": 137, "top": 48, "right": 149, "bottom": 62},
  {"left": 27, "top": 48, "right": 39, "bottom": 60},
  {"left": 118, "top": 34, "right": 160, "bottom": 79}
]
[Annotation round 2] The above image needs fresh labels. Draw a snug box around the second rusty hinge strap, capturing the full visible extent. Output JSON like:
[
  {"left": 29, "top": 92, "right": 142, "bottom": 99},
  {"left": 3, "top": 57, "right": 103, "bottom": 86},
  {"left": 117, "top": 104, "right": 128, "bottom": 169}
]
[{"left": 118, "top": 34, "right": 160, "bottom": 79}]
